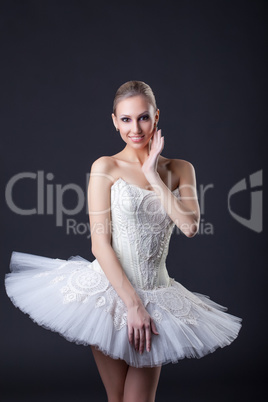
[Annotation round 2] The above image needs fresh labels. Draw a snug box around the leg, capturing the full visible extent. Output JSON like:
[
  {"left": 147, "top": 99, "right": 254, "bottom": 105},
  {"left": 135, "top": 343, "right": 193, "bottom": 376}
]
[
  {"left": 91, "top": 346, "right": 129, "bottom": 402},
  {"left": 123, "top": 365, "right": 162, "bottom": 402}
]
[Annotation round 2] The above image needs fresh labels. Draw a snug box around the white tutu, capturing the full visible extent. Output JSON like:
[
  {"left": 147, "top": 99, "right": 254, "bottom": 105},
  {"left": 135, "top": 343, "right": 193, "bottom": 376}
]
[{"left": 5, "top": 251, "right": 242, "bottom": 368}]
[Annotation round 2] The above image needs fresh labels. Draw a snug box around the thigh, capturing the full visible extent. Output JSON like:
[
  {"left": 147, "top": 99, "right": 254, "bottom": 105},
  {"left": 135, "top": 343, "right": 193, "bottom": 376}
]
[
  {"left": 91, "top": 346, "right": 129, "bottom": 400},
  {"left": 123, "top": 365, "right": 162, "bottom": 402}
]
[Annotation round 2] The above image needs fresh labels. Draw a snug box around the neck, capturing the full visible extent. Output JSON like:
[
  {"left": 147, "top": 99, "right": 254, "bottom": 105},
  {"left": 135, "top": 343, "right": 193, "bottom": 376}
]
[{"left": 122, "top": 143, "right": 151, "bottom": 164}]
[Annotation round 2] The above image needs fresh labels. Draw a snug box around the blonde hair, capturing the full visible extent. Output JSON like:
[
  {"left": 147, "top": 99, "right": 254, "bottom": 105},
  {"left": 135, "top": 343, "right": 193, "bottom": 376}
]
[{"left": 113, "top": 80, "right": 157, "bottom": 115}]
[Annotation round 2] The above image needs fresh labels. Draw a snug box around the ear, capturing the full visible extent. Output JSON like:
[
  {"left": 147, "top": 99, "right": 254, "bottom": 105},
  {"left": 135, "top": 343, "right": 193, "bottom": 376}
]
[
  {"left": 111, "top": 113, "right": 118, "bottom": 130},
  {"left": 154, "top": 109, "right": 160, "bottom": 124}
]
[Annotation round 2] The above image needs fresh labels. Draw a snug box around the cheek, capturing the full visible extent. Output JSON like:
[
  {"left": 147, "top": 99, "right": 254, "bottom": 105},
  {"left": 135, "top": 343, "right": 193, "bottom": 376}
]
[
  {"left": 142, "top": 120, "right": 154, "bottom": 130},
  {"left": 119, "top": 126, "right": 129, "bottom": 135}
]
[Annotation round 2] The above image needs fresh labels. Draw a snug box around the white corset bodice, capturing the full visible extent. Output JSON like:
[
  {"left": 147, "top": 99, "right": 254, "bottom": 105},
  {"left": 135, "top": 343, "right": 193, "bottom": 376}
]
[{"left": 108, "top": 178, "right": 180, "bottom": 290}]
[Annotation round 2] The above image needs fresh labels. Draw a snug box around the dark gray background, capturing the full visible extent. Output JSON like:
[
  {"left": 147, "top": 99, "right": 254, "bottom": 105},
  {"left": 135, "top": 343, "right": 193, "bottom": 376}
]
[{"left": 1, "top": 1, "right": 267, "bottom": 401}]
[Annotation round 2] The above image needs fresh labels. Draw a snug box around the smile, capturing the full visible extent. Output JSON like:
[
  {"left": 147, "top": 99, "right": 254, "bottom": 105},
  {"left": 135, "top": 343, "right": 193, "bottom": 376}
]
[{"left": 129, "top": 135, "right": 145, "bottom": 142}]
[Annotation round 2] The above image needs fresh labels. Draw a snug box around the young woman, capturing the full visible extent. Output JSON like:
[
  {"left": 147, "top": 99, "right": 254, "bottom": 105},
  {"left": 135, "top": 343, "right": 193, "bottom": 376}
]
[{"left": 5, "top": 81, "right": 242, "bottom": 402}]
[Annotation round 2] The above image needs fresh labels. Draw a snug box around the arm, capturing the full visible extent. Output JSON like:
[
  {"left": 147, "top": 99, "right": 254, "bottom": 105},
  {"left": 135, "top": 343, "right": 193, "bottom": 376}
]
[
  {"left": 141, "top": 128, "right": 200, "bottom": 237},
  {"left": 87, "top": 157, "right": 158, "bottom": 353},
  {"left": 147, "top": 159, "right": 200, "bottom": 238}
]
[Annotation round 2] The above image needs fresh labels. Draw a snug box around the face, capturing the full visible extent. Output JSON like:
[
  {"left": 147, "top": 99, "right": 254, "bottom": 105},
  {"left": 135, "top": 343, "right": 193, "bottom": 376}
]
[{"left": 112, "top": 95, "right": 159, "bottom": 146}]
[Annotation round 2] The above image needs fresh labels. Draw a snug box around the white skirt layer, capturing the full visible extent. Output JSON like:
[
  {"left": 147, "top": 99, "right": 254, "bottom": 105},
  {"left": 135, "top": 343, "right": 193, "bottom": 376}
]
[{"left": 5, "top": 251, "right": 242, "bottom": 368}]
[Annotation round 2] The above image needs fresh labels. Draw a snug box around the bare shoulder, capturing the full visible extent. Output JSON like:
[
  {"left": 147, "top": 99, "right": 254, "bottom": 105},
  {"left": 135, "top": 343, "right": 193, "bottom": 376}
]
[
  {"left": 160, "top": 157, "right": 197, "bottom": 186},
  {"left": 160, "top": 156, "right": 195, "bottom": 174},
  {"left": 90, "top": 156, "right": 116, "bottom": 173},
  {"left": 89, "top": 156, "right": 117, "bottom": 187},
  {"left": 168, "top": 158, "right": 197, "bottom": 186},
  {"left": 168, "top": 158, "right": 195, "bottom": 170}
]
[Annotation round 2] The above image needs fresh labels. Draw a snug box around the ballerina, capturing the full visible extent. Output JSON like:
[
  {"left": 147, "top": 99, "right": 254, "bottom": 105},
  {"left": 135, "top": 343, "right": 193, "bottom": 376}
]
[{"left": 5, "top": 80, "right": 242, "bottom": 402}]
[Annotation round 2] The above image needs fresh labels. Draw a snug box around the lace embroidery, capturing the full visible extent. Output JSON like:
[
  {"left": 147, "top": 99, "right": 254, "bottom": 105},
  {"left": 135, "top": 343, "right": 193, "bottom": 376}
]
[
  {"left": 152, "top": 310, "right": 162, "bottom": 323},
  {"left": 95, "top": 296, "right": 106, "bottom": 308},
  {"left": 105, "top": 287, "right": 128, "bottom": 330},
  {"left": 60, "top": 266, "right": 109, "bottom": 304},
  {"left": 92, "top": 281, "right": 200, "bottom": 329},
  {"left": 53, "top": 265, "right": 204, "bottom": 326}
]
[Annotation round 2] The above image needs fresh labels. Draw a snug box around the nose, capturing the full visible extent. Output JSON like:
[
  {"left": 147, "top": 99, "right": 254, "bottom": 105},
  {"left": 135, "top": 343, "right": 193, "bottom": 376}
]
[{"left": 132, "top": 120, "right": 142, "bottom": 134}]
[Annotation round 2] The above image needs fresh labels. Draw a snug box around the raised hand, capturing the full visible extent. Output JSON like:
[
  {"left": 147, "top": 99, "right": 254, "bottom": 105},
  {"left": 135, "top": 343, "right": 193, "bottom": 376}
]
[
  {"left": 127, "top": 302, "right": 159, "bottom": 354},
  {"left": 142, "top": 127, "right": 164, "bottom": 180}
]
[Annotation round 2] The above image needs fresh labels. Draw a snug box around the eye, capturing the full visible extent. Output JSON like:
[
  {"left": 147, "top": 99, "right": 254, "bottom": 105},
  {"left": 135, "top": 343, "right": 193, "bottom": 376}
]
[
  {"left": 121, "top": 117, "right": 130, "bottom": 122},
  {"left": 140, "top": 114, "right": 149, "bottom": 121}
]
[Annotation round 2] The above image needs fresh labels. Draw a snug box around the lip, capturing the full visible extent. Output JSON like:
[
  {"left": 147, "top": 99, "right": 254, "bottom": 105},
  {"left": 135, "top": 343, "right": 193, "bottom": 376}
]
[{"left": 129, "top": 135, "right": 145, "bottom": 142}]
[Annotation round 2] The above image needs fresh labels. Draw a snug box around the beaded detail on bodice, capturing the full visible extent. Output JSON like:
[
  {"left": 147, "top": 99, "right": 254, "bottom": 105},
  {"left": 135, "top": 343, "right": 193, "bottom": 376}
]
[{"left": 109, "top": 178, "right": 180, "bottom": 290}]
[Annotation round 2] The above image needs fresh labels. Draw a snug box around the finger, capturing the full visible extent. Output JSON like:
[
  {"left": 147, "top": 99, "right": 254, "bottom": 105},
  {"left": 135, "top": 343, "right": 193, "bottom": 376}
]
[
  {"left": 151, "top": 319, "right": 159, "bottom": 335},
  {"left": 128, "top": 327, "right": 134, "bottom": 345},
  {"left": 139, "top": 328, "right": 145, "bottom": 354},
  {"left": 152, "top": 129, "right": 160, "bottom": 148},
  {"left": 160, "top": 136, "right": 165, "bottom": 152},
  {"left": 158, "top": 129, "right": 163, "bottom": 146},
  {"left": 152, "top": 126, "right": 157, "bottom": 136},
  {"left": 145, "top": 324, "right": 151, "bottom": 352},
  {"left": 134, "top": 329, "right": 140, "bottom": 352}
]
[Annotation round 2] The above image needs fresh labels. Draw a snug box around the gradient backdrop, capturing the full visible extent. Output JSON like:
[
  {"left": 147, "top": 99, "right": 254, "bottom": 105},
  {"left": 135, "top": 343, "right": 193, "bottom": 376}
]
[{"left": 1, "top": 1, "right": 267, "bottom": 401}]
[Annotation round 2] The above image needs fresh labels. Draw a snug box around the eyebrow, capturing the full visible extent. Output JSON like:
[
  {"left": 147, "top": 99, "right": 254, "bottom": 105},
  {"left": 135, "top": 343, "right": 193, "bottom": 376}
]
[{"left": 119, "top": 111, "right": 150, "bottom": 118}]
